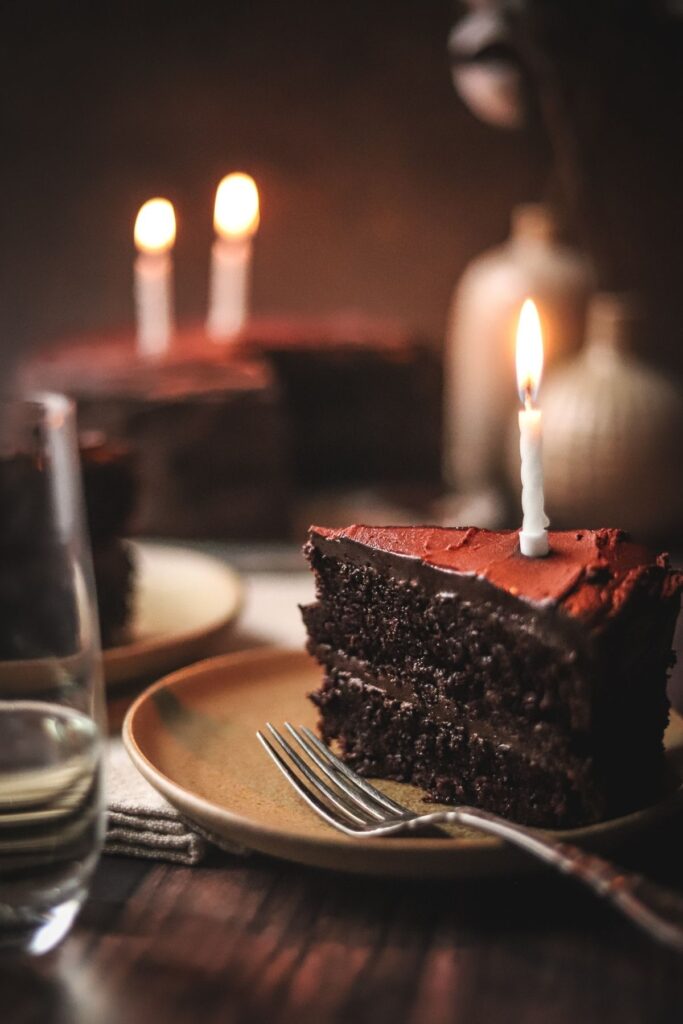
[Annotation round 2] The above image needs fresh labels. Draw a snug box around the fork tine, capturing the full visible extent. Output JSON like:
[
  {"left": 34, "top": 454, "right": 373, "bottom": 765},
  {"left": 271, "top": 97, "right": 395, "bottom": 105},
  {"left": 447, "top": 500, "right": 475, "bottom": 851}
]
[
  {"left": 300, "top": 726, "right": 412, "bottom": 816},
  {"left": 283, "top": 723, "right": 389, "bottom": 822},
  {"left": 256, "top": 731, "right": 360, "bottom": 834},
  {"left": 264, "top": 724, "right": 372, "bottom": 826}
]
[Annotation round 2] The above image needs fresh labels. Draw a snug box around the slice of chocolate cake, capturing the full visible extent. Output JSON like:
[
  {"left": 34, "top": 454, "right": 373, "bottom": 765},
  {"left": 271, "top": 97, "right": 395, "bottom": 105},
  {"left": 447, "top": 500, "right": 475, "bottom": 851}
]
[
  {"left": 0, "top": 454, "right": 80, "bottom": 660},
  {"left": 303, "top": 526, "right": 682, "bottom": 828},
  {"left": 79, "top": 436, "right": 137, "bottom": 648},
  {"left": 0, "top": 437, "right": 137, "bottom": 658}
]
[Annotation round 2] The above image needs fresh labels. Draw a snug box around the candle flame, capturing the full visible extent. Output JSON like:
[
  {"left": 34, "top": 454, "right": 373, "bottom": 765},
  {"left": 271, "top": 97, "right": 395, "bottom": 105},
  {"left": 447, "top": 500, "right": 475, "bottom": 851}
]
[
  {"left": 134, "top": 198, "right": 176, "bottom": 255},
  {"left": 214, "top": 173, "right": 260, "bottom": 240},
  {"left": 516, "top": 298, "right": 544, "bottom": 405}
]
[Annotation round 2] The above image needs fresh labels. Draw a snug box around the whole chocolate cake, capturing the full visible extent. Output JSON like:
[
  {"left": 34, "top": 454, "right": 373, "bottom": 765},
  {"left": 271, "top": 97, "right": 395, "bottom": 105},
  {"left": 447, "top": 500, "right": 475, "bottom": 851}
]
[
  {"left": 26, "top": 327, "right": 290, "bottom": 539},
  {"left": 303, "top": 525, "right": 682, "bottom": 828},
  {"left": 25, "top": 315, "right": 441, "bottom": 537}
]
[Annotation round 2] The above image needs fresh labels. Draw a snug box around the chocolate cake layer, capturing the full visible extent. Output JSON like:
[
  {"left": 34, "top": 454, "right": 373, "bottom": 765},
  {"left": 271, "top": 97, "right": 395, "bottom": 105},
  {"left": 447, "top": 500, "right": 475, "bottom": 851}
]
[
  {"left": 303, "top": 525, "right": 682, "bottom": 828},
  {"left": 313, "top": 669, "right": 603, "bottom": 826}
]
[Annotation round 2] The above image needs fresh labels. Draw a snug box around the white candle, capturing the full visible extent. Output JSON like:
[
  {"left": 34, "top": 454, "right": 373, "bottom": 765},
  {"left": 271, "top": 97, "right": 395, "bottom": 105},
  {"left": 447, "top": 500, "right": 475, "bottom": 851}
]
[
  {"left": 134, "top": 198, "right": 176, "bottom": 359},
  {"left": 516, "top": 298, "right": 549, "bottom": 557},
  {"left": 207, "top": 173, "right": 260, "bottom": 342}
]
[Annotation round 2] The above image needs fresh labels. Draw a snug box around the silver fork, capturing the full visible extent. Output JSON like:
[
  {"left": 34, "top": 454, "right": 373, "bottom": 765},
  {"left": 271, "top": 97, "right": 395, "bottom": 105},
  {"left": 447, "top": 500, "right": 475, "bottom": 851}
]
[{"left": 257, "top": 722, "right": 683, "bottom": 953}]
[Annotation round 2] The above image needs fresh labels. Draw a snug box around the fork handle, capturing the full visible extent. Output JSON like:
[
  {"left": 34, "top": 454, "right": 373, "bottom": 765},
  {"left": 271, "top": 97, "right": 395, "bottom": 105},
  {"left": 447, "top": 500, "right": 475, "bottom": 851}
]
[{"left": 441, "top": 807, "right": 683, "bottom": 953}]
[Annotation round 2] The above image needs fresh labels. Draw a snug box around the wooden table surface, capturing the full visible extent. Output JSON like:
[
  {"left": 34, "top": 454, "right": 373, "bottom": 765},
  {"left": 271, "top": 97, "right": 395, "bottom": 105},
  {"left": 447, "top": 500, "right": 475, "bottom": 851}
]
[
  {"left": 5, "top": 822, "right": 683, "bottom": 1024},
  {"left": 5, "top": 548, "right": 683, "bottom": 1023}
]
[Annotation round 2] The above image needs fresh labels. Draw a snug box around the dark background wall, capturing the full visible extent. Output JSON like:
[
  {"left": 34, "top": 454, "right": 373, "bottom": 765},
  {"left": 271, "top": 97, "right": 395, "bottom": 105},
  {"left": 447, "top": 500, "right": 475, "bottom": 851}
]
[{"left": 0, "top": 1, "right": 545, "bottom": 362}]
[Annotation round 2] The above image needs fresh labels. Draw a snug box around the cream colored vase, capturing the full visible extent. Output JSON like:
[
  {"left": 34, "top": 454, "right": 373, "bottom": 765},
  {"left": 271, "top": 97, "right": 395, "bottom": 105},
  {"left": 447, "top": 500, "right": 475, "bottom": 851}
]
[
  {"left": 536, "top": 294, "right": 683, "bottom": 539},
  {"left": 443, "top": 203, "right": 593, "bottom": 494}
]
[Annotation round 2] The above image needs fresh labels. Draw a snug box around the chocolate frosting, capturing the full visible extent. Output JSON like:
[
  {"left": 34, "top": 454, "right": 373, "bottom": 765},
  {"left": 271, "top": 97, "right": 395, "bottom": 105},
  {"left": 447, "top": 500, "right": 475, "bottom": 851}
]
[
  {"left": 25, "top": 315, "right": 421, "bottom": 400},
  {"left": 26, "top": 326, "right": 272, "bottom": 400},
  {"left": 310, "top": 525, "right": 681, "bottom": 628}
]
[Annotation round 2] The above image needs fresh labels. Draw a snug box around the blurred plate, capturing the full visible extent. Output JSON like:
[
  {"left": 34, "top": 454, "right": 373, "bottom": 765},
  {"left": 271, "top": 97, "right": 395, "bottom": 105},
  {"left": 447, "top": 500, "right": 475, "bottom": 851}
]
[
  {"left": 104, "top": 543, "right": 243, "bottom": 687},
  {"left": 124, "top": 647, "right": 683, "bottom": 878}
]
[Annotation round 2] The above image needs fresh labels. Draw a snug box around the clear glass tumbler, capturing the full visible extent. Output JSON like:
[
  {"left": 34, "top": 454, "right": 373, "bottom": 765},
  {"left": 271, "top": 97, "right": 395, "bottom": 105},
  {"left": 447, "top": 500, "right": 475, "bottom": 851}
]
[{"left": 0, "top": 393, "right": 105, "bottom": 955}]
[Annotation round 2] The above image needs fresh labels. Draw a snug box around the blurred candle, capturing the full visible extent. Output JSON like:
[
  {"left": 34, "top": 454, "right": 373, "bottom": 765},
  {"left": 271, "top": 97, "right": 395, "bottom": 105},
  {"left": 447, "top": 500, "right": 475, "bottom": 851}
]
[
  {"left": 516, "top": 298, "right": 549, "bottom": 557},
  {"left": 134, "top": 198, "right": 176, "bottom": 359},
  {"left": 207, "top": 172, "right": 260, "bottom": 342}
]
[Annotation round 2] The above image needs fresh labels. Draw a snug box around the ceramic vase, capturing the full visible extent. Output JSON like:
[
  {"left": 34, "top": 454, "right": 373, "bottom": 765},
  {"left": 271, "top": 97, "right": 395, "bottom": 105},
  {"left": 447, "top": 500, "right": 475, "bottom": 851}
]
[
  {"left": 443, "top": 203, "right": 593, "bottom": 495},
  {"left": 522, "top": 293, "right": 683, "bottom": 540}
]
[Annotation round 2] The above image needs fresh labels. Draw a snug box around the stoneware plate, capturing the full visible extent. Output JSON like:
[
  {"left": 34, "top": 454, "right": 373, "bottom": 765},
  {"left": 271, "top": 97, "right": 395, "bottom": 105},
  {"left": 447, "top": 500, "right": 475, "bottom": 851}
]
[
  {"left": 123, "top": 647, "right": 683, "bottom": 878},
  {"left": 104, "top": 543, "right": 243, "bottom": 687}
]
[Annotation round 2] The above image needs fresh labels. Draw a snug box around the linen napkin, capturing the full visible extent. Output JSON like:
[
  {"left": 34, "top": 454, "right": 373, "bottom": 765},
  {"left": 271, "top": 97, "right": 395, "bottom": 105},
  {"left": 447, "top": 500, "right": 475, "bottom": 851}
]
[
  {"left": 105, "top": 563, "right": 313, "bottom": 864},
  {"left": 106, "top": 736, "right": 211, "bottom": 864}
]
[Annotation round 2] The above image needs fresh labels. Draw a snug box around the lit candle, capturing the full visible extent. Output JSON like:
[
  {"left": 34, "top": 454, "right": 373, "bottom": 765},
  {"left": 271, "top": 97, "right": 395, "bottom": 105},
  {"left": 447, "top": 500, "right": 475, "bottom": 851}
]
[
  {"left": 516, "top": 298, "right": 549, "bottom": 557},
  {"left": 207, "top": 172, "right": 260, "bottom": 342},
  {"left": 134, "top": 198, "right": 176, "bottom": 359}
]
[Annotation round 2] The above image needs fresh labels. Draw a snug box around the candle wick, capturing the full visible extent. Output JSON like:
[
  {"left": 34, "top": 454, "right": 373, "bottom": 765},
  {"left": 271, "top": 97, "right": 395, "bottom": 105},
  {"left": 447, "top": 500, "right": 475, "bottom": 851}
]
[{"left": 524, "top": 386, "right": 533, "bottom": 412}]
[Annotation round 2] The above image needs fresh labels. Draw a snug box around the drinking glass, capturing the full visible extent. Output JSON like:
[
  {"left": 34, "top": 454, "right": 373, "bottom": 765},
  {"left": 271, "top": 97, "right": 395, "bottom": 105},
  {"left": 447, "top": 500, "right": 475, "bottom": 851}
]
[{"left": 0, "top": 393, "right": 105, "bottom": 955}]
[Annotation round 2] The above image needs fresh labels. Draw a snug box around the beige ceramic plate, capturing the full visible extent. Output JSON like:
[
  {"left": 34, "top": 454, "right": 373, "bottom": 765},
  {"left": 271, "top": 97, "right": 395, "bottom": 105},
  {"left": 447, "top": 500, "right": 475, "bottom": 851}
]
[
  {"left": 104, "top": 543, "right": 243, "bottom": 687},
  {"left": 123, "top": 647, "right": 683, "bottom": 878}
]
